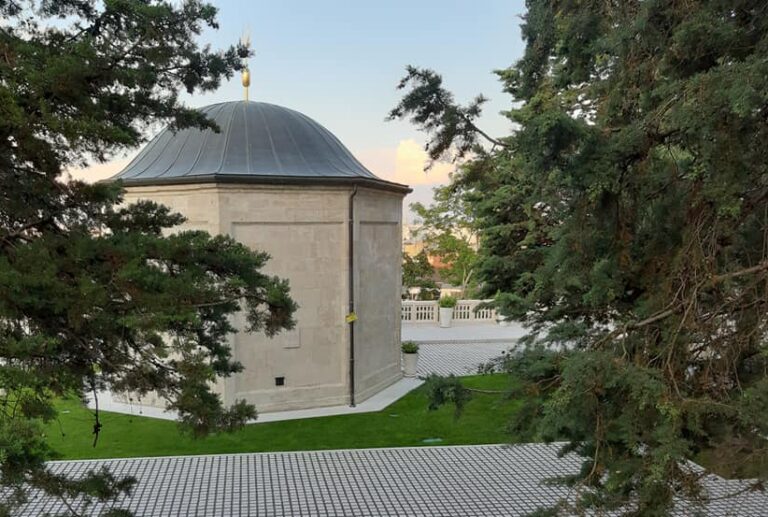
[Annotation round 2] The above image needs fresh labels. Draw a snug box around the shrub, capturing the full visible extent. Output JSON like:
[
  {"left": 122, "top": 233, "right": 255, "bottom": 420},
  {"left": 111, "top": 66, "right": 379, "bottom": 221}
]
[
  {"left": 401, "top": 341, "right": 419, "bottom": 354},
  {"left": 438, "top": 296, "right": 458, "bottom": 308},
  {"left": 417, "top": 287, "right": 440, "bottom": 301}
]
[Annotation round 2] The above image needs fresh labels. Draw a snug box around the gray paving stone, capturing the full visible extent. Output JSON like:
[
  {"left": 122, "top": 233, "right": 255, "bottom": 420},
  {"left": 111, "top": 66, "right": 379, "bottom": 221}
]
[
  {"left": 417, "top": 342, "right": 511, "bottom": 377},
  {"left": 401, "top": 322, "right": 528, "bottom": 344},
  {"left": 13, "top": 444, "right": 768, "bottom": 516}
]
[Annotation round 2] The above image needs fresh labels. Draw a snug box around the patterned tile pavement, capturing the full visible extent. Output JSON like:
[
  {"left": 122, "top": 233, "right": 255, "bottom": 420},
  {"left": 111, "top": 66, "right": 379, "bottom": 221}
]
[
  {"left": 417, "top": 342, "right": 511, "bottom": 377},
  {"left": 14, "top": 444, "right": 768, "bottom": 516},
  {"left": 401, "top": 322, "right": 528, "bottom": 344}
]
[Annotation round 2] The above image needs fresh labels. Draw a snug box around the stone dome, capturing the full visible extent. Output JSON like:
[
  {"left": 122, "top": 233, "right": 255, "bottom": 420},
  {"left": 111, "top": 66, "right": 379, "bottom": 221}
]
[{"left": 113, "top": 101, "right": 408, "bottom": 192}]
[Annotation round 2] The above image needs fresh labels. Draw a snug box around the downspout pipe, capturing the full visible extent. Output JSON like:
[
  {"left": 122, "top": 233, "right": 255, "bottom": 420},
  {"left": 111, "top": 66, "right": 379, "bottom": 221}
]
[{"left": 348, "top": 186, "right": 358, "bottom": 407}]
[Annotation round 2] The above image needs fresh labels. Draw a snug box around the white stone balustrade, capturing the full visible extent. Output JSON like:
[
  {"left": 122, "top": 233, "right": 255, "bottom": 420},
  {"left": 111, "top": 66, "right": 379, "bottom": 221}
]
[
  {"left": 401, "top": 300, "right": 496, "bottom": 324},
  {"left": 400, "top": 300, "right": 439, "bottom": 323}
]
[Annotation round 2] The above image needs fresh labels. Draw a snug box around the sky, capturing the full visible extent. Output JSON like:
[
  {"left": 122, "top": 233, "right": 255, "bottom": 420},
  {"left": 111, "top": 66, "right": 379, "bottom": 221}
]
[{"left": 71, "top": 0, "right": 528, "bottom": 220}]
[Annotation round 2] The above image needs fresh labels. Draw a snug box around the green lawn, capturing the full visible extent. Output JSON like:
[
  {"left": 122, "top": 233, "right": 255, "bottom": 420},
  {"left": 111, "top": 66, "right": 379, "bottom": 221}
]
[{"left": 45, "top": 375, "right": 520, "bottom": 460}]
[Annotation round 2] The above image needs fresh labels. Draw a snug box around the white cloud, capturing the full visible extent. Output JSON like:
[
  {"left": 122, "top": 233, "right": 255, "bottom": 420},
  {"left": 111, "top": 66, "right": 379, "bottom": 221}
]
[
  {"left": 356, "top": 140, "right": 458, "bottom": 224},
  {"left": 357, "top": 139, "right": 454, "bottom": 187}
]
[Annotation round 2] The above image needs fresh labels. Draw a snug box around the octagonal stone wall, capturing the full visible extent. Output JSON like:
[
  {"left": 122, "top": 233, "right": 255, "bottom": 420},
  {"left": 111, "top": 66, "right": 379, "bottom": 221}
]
[{"left": 121, "top": 183, "right": 404, "bottom": 413}]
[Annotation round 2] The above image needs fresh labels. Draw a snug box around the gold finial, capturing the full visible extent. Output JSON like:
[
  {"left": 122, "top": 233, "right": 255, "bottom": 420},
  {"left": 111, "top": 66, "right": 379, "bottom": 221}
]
[
  {"left": 242, "top": 68, "right": 251, "bottom": 101},
  {"left": 240, "top": 29, "right": 251, "bottom": 101}
]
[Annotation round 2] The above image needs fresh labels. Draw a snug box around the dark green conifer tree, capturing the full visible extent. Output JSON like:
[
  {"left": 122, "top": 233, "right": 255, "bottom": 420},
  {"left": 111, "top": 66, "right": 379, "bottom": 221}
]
[
  {"left": 392, "top": 1, "right": 768, "bottom": 514},
  {"left": 0, "top": 2, "right": 296, "bottom": 514}
]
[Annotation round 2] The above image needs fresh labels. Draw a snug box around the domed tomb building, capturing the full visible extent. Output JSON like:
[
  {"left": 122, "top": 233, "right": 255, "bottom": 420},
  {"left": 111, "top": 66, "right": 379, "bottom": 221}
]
[{"left": 111, "top": 100, "right": 411, "bottom": 413}]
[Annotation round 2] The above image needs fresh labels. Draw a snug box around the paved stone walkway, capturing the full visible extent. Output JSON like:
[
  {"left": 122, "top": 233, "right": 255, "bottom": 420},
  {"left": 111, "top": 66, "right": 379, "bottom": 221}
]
[
  {"left": 417, "top": 342, "right": 511, "bottom": 377},
  {"left": 15, "top": 444, "right": 766, "bottom": 516},
  {"left": 402, "top": 322, "right": 528, "bottom": 343}
]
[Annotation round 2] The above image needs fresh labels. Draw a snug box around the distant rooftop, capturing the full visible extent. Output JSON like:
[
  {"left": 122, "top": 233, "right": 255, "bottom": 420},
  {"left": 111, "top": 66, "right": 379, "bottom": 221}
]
[
  {"left": 15, "top": 444, "right": 767, "bottom": 516},
  {"left": 112, "top": 101, "right": 410, "bottom": 193}
]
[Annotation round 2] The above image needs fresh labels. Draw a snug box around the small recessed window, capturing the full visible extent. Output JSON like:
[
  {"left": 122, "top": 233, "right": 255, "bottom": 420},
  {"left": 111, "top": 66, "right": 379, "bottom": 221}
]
[{"left": 275, "top": 376, "right": 285, "bottom": 387}]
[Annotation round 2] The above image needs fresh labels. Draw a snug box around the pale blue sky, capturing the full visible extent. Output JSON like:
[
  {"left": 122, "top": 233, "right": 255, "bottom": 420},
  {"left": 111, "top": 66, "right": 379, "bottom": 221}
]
[
  {"left": 78, "top": 0, "right": 527, "bottom": 214},
  {"left": 195, "top": 0, "right": 525, "bottom": 148}
]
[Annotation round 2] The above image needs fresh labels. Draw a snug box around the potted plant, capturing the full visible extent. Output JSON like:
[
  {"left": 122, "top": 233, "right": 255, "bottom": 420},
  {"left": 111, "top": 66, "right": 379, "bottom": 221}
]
[
  {"left": 438, "top": 296, "right": 457, "bottom": 328},
  {"left": 401, "top": 341, "right": 420, "bottom": 377}
]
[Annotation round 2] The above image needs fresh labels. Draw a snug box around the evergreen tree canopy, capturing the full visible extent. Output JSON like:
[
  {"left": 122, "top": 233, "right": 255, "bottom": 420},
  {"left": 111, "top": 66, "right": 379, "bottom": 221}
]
[
  {"left": 0, "top": 1, "right": 296, "bottom": 514},
  {"left": 392, "top": 0, "right": 768, "bottom": 514}
]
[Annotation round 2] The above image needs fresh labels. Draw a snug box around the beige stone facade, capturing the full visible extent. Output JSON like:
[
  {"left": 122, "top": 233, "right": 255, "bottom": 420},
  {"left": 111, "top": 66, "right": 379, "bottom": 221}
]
[{"left": 121, "top": 183, "right": 404, "bottom": 413}]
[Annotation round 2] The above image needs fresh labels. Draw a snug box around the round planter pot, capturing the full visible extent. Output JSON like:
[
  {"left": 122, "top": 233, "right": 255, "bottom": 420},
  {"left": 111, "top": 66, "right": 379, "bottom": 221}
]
[
  {"left": 403, "top": 352, "right": 419, "bottom": 377},
  {"left": 439, "top": 307, "right": 454, "bottom": 328}
]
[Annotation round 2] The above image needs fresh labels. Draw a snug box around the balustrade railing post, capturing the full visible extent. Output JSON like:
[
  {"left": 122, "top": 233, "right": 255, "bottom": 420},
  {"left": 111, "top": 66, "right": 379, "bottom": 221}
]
[{"left": 401, "top": 299, "right": 499, "bottom": 324}]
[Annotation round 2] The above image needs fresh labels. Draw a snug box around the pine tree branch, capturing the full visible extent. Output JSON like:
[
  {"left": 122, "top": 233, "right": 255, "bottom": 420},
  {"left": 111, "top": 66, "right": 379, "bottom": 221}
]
[
  {"left": 433, "top": 93, "right": 509, "bottom": 149},
  {"left": 465, "top": 387, "right": 506, "bottom": 394},
  {"left": 627, "top": 308, "right": 676, "bottom": 330},
  {"left": 3, "top": 216, "right": 54, "bottom": 240},
  {"left": 599, "top": 261, "right": 768, "bottom": 344},
  {"left": 461, "top": 116, "right": 508, "bottom": 149},
  {"left": 711, "top": 261, "right": 768, "bottom": 283}
]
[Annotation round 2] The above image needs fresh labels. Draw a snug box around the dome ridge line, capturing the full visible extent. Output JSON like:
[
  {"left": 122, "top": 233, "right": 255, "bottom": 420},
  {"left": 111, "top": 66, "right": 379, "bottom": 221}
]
[
  {"left": 255, "top": 102, "right": 284, "bottom": 174},
  {"left": 129, "top": 127, "right": 174, "bottom": 179},
  {"left": 215, "top": 102, "right": 239, "bottom": 174},
  {"left": 276, "top": 105, "right": 316, "bottom": 176},
  {"left": 242, "top": 102, "right": 251, "bottom": 174},
  {"left": 290, "top": 109, "right": 361, "bottom": 178},
  {"left": 154, "top": 118, "right": 198, "bottom": 179},
  {"left": 118, "top": 128, "right": 165, "bottom": 179},
  {"left": 181, "top": 102, "right": 228, "bottom": 177},
  {"left": 294, "top": 108, "right": 376, "bottom": 178}
]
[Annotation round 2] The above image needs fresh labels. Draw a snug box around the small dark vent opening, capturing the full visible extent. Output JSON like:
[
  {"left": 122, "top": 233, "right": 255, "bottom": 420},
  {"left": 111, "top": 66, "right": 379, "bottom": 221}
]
[{"left": 275, "top": 377, "right": 285, "bottom": 387}]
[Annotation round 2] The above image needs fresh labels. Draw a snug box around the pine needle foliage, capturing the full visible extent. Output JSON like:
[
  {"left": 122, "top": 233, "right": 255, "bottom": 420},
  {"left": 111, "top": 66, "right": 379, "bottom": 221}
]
[
  {"left": 392, "top": 1, "right": 768, "bottom": 514},
  {"left": 0, "top": 2, "right": 296, "bottom": 515}
]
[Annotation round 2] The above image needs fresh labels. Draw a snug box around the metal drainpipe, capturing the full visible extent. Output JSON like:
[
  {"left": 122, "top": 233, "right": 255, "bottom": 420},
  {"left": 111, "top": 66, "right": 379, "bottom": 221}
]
[{"left": 348, "top": 186, "right": 358, "bottom": 407}]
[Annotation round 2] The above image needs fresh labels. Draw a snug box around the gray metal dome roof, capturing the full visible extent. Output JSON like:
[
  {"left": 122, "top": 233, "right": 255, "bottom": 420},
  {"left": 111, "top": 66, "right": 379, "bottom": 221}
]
[{"left": 113, "top": 101, "right": 409, "bottom": 192}]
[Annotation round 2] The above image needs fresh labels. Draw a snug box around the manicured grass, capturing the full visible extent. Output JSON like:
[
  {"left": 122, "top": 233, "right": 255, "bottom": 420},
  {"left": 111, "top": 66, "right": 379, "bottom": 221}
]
[{"left": 45, "top": 375, "right": 520, "bottom": 460}]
